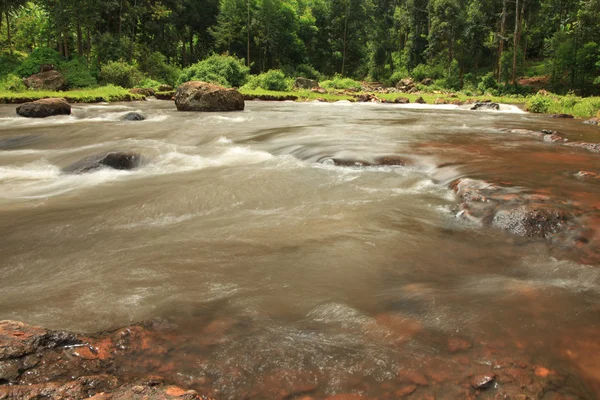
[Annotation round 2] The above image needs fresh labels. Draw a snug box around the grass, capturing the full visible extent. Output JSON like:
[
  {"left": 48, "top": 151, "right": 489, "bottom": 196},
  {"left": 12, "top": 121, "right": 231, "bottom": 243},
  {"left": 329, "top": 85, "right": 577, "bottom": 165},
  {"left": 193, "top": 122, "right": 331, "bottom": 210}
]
[
  {"left": 2, "top": 84, "right": 599, "bottom": 119},
  {"left": 0, "top": 85, "right": 145, "bottom": 104}
]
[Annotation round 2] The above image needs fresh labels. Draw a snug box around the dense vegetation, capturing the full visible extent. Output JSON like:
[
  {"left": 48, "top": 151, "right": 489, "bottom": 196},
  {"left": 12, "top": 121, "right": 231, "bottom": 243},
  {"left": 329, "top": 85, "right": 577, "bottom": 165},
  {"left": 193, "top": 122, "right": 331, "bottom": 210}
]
[{"left": 0, "top": 0, "right": 599, "bottom": 97}]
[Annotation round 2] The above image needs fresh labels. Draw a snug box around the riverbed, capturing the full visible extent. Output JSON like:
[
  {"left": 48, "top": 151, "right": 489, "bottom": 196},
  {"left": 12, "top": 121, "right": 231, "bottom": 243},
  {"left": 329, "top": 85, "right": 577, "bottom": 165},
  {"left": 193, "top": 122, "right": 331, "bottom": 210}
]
[{"left": 1, "top": 100, "right": 599, "bottom": 399}]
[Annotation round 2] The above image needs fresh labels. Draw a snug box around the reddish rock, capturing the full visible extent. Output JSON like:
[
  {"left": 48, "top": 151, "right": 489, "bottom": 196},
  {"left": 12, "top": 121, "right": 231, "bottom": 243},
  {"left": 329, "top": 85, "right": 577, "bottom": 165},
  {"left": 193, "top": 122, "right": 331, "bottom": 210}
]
[
  {"left": 398, "top": 370, "right": 428, "bottom": 386},
  {"left": 470, "top": 374, "right": 495, "bottom": 390},
  {"left": 394, "top": 97, "right": 410, "bottom": 104},
  {"left": 175, "top": 81, "right": 245, "bottom": 112},
  {"left": 395, "top": 384, "right": 417, "bottom": 397},
  {"left": 575, "top": 171, "right": 600, "bottom": 181},
  {"left": 434, "top": 98, "right": 447, "bottom": 104},
  {"left": 448, "top": 337, "right": 471, "bottom": 353},
  {"left": 324, "top": 394, "right": 365, "bottom": 400}
]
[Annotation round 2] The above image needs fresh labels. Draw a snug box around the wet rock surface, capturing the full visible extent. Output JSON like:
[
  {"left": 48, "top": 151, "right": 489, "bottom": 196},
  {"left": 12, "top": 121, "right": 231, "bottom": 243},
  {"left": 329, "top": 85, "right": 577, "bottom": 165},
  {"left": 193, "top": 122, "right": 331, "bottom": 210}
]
[
  {"left": 16, "top": 98, "right": 71, "bottom": 118},
  {"left": 471, "top": 102, "right": 500, "bottom": 111},
  {"left": 63, "top": 152, "right": 142, "bottom": 173},
  {"left": 175, "top": 81, "right": 245, "bottom": 112},
  {"left": 122, "top": 111, "right": 147, "bottom": 121}
]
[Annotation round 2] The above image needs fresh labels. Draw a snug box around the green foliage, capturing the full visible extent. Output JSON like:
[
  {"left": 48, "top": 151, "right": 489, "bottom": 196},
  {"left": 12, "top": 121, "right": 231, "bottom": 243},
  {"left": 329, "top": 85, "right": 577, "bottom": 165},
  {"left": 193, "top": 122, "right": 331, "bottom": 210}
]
[
  {"left": 292, "top": 64, "right": 324, "bottom": 81},
  {"left": 99, "top": 61, "right": 143, "bottom": 88},
  {"left": 435, "top": 60, "right": 461, "bottom": 91},
  {"left": 59, "top": 58, "right": 97, "bottom": 88},
  {"left": 526, "top": 95, "right": 552, "bottom": 113},
  {"left": 477, "top": 72, "right": 497, "bottom": 94},
  {"left": 243, "top": 70, "right": 293, "bottom": 91},
  {"left": 178, "top": 54, "right": 249, "bottom": 87},
  {"left": 385, "top": 70, "right": 410, "bottom": 87},
  {"left": 0, "top": 74, "right": 27, "bottom": 92},
  {"left": 320, "top": 74, "right": 361, "bottom": 90},
  {"left": 14, "top": 47, "right": 63, "bottom": 78},
  {"left": 0, "top": 85, "right": 146, "bottom": 103},
  {"left": 410, "top": 64, "right": 444, "bottom": 82},
  {"left": 137, "top": 51, "right": 180, "bottom": 86},
  {"left": 139, "top": 78, "right": 162, "bottom": 89},
  {"left": 0, "top": 52, "right": 26, "bottom": 79}
]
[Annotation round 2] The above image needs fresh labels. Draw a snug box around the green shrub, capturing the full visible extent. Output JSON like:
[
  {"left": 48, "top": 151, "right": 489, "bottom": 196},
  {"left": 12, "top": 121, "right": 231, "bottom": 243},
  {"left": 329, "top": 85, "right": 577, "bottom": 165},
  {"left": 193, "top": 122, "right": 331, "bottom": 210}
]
[
  {"left": 293, "top": 64, "right": 324, "bottom": 81},
  {"left": 243, "top": 70, "right": 293, "bottom": 91},
  {"left": 138, "top": 51, "right": 180, "bottom": 86},
  {"left": 14, "top": 47, "right": 64, "bottom": 77},
  {"left": 410, "top": 63, "right": 444, "bottom": 82},
  {"left": 139, "top": 78, "right": 162, "bottom": 89},
  {"left": 0, "top": 51, "right": 26, "bottom": 79},
  {"left": 99, "top": 61, "right": 143, "bottom": 88},
  {"left": 477, "top": 72, "right": 498, "bottom": 93},
  {"left": 320, "top": 74, "right": 361, "bottom": 90},
  {"left": 386, "top": 70, "right": 409, "bottom": 87},
  {"left": 526, "top": 95, "right": 553, "bottom": 113},
  {"left": 177, "top": 54, "right": 249, "bottom": 87},
  {"left": 0, "top": 74, "right": 27, "bottom": 91},
  {"left": 59, "top": 57, "right": 97, "bottom": 88}
]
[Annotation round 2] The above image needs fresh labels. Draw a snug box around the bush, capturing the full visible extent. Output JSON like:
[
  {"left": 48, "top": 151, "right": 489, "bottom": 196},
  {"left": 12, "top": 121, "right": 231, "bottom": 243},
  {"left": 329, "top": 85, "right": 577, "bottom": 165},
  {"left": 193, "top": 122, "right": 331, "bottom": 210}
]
[
  {"left": 526, "top": 95, "right": 553, "bottom": 113},
  {"left": 139, "top": 78, "right": 162, "bottom": 89},
  {"left": 385, "top": 69, "right": 409, "bottom": 87},
  {"left": 242, "top": 70, "right": 293, "bottom": 91},
  {"left": 14, "top": 47, "right": 64, "bottom": 77},
  {"left": 0, "top": 52, "right": 26, "bottom": 79},
  {"left": 177, "top": 54, "right": 249, "bottom": 87},
  {"left": 99, "top": 61, "right": 143, "bottom": 88},
  {"left": 320, "top": 74, "right": 361, "bottom": 90},
  {"left": 477, "top": 72, "right": 498, "bottom": 93},
  {"left": 293, "top": 64, "right": 324, "bottom": 81},
  {"left": 0, "top": 74, "right": 27, "bottom": 91},
  {"left": 59, "top": 57, "right": 97, "bottom": 88},
  {"left": 410, "top": 63, "right": 444, "bottom": 82},
  {"left": 138, "top": 51, "right": 180, "bottom": 86}
]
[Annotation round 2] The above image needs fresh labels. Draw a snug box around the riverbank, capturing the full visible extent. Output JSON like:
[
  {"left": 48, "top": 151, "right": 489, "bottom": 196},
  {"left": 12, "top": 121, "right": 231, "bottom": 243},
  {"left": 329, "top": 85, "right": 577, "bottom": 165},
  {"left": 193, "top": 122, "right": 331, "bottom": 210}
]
[{"left": 2, "top": 86, "right": 600, "bottom": 119}]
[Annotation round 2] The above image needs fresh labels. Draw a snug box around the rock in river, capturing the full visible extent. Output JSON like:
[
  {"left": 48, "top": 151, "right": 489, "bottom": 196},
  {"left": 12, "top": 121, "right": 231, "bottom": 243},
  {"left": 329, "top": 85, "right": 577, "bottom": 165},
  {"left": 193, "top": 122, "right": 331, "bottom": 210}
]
[
  {"left": 471, "top": 102, "right": 500, "bottom": 111},
  {"left": 122, "top": 112, "right": 147, "bottom": 121},
  {"left": 16, "top": 98, "right": 71, "bottom": 118},
  {"left": 175, "top": 81, "right": 245, "bottom": 112},
  {"left": 64, "top": 152, "right": 142, "bottom": 174}
]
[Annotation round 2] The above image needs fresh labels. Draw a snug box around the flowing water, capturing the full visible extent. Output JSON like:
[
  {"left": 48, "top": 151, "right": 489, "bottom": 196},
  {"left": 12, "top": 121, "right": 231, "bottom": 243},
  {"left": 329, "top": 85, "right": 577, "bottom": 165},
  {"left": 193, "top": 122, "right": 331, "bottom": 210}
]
[{"left": 1, "top": 100, "right": 599, "bottom": 399}]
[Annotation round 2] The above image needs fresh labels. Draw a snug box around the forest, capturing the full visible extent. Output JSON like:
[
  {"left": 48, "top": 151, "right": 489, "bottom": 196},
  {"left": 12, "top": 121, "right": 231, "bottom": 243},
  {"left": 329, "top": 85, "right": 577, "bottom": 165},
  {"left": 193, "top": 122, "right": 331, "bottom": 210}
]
[{"left": 0, "top": 0, "right": 599, "bottom": 98}]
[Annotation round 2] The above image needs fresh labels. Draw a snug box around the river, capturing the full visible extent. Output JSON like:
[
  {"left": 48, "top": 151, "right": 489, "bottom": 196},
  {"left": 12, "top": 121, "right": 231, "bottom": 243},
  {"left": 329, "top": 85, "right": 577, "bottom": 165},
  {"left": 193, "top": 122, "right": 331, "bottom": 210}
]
[{"left": 0, "top": 100, "right": 599, "bottom": 399}]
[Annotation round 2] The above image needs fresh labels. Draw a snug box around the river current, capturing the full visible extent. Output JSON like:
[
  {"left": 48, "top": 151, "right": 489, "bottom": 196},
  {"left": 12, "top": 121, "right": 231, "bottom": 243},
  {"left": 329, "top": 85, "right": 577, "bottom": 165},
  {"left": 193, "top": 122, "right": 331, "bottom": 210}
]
[{"left": 1, "top": 100, "right": 599, "bottom": 399}]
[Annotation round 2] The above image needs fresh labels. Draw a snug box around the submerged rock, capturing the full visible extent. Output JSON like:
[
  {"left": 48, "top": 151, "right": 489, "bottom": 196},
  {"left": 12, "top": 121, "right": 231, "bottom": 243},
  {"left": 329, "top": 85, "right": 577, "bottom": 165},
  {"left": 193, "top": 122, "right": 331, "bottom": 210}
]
[
  {"left": 583, "top": 117, "right": 599, "bottom": 125},
  {"left": 16, "top": 98, "right": 71, "bottom": 118},
  {"left": 470, "top": 374, "right": 496, "bottom": 390},
  {"left": 471, "top": 102, "right": 500, "bottom": 111},
  {"left": 23, "top": 70, "right": 66, "bottom": 91},
  {"left": 492, "top": 205, "right": 569, "bottom": 238},
  {"left": 122, "top": 112, "right": 147, "bottom": 121},
  {"left": 64, "top": 152, "right": 142, "bottom": 174},
  {"left": 175, "top": 81, "right": 245, "bottom": 112},
  {"left": 551, "top": 114, "right": 574, "bottom": 119},
  {"left": 0, "top": 135, "right": 41, "bottom": 150}
]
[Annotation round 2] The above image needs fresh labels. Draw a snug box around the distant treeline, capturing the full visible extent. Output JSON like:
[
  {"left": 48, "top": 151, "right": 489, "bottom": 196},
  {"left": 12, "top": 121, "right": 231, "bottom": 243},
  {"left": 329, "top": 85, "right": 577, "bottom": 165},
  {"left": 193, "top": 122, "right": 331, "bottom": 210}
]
[{"left": 0, "top": 0, "right": 599, "bottom": 94}]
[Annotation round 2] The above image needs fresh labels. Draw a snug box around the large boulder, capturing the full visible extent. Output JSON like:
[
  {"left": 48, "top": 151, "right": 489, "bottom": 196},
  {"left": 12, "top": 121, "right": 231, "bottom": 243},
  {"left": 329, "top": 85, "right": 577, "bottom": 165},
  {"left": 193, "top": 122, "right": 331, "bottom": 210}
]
[
  {"left": 174, "top": 81, "right": 245, "bottom": 112},
  {"left": 16, "top": 98, "right": 71, "bottom": 118},
  {"left": 294, "top": 77, "right": 319, "bottom": 90},
  {"left": 157, "top": 84, "right": 173, "bottom": 92},
  {"left": 64, "top": 152, "right": 142, "bottom": 174},
  {"left": 23, "top": 70, "right": 66, "bottom": 91}
]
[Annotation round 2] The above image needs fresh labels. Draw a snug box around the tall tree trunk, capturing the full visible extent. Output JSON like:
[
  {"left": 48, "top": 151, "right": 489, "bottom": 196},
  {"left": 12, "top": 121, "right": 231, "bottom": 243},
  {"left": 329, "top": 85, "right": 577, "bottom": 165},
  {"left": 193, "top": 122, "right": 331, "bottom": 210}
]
[
  {"left": 77, "top": 19, "right": 83, "bottom": 57},
  {"left": 189, "top": 33, "right": 194, "bottom": 57},
  {"left": 341, "top": 2, "right": 349, "bottom": 75},
  {"left": 497, "top": 0, "right": 507, "bottom": 81},
  {"left": 63, "top": 32, "right": 69, "bottom": 59},
  {"left": 182, "top": 39, "right": 187, "bottom": 66},
  {"left": 118, "top": 0, "right": 123, "bottom": 39},
  {"left": 511, "top": 0, "right": 519, "bottom": 85},
  {"left": 247, "top": 0, "right": 250, "bottom": 67},
  {"left": 86, "top": 27, "right": 92, "bottom": 62},
  {"left": 6, "top": 11, "right": 12, "bottom": 55}
]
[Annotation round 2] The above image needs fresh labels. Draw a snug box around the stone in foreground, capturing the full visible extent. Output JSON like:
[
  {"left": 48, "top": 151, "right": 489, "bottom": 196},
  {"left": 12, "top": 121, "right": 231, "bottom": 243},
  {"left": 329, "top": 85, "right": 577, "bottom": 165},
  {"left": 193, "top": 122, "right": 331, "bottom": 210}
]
[
  {"left": 16, "top": 98, "right": 71, "bottom": 118},
  {"left": 64, "top": 152, "right": 142, "bottom": 174},
  {"left": 175, "top": 81, "right": 244, "bottom": 112}
]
